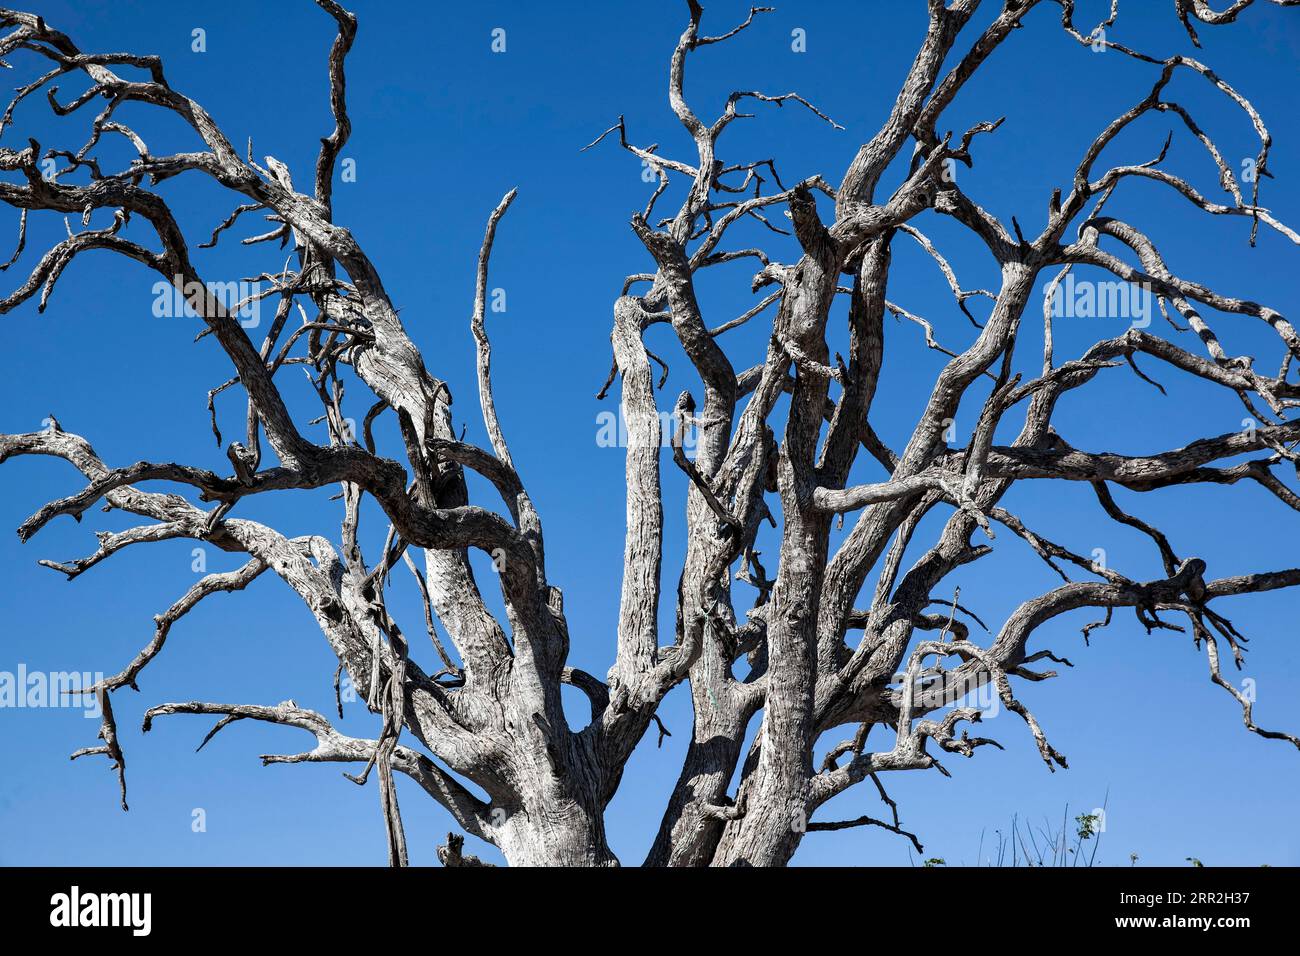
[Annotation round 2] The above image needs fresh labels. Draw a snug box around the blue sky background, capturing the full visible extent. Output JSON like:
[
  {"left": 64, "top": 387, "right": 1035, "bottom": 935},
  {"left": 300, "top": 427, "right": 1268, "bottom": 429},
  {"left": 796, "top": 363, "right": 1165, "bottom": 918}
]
[{"left": 1, "top": 0, "right": 1298, "bottom": 867}]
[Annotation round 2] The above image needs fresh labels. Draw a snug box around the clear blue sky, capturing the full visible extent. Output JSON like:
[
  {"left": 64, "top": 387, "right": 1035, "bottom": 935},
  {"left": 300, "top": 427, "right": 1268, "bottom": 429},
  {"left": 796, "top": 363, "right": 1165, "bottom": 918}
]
[{"left": 1, "top": 0, "right": 1297, "bottom": 867}]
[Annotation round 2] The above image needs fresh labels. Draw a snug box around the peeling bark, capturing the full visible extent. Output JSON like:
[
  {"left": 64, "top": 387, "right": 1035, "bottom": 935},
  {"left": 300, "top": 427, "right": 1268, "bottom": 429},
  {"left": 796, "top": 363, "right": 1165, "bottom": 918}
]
[{"left": 1, "top": 0, "right": 1299, "bottom": 866}]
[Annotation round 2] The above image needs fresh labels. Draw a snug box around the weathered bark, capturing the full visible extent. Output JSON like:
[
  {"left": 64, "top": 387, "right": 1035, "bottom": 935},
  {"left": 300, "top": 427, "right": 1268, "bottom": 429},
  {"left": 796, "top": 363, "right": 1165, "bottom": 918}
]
[{"left": 1, "top": 0, "right": 1299, "bottom": 867}]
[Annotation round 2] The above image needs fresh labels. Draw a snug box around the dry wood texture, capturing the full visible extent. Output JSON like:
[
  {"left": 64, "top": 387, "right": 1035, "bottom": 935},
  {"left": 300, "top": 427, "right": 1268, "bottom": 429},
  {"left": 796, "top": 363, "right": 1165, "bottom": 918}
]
[{"left": 1, "top": 0, "right": 1298, "bottom": 866}]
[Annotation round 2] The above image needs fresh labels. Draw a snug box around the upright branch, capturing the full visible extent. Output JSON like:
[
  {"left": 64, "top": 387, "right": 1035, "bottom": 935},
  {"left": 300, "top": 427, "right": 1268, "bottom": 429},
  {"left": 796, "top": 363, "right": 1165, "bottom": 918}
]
[{"left": 1, "top": 0, "right": 1297, "bottom": 868}]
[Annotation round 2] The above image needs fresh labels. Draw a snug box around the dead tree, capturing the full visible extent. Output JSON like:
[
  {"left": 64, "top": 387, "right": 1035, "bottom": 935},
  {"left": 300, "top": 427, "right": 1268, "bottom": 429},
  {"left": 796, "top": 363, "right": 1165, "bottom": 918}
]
[{"left": 1, "top": 0, "right": 1298, "bottom": 867}]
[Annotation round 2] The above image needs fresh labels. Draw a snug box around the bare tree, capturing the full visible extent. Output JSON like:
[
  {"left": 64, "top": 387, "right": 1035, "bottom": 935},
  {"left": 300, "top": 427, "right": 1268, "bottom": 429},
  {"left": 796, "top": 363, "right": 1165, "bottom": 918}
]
[{"left": 1, "top": 0, "right": 1298, "bottom": 868}]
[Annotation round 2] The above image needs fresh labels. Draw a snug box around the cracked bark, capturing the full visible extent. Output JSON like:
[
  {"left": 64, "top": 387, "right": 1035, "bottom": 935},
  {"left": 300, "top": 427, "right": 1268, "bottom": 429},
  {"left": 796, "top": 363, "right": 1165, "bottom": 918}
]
[{"left": 1, "top": 0, "right": 1299, "bottom": 867}]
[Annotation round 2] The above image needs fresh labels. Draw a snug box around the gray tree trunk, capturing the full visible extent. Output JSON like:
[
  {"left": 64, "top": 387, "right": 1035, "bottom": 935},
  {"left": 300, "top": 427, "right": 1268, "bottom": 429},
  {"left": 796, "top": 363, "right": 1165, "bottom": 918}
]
[{"left": 1, "top": 0, "right": 1298, "bottom": 867}]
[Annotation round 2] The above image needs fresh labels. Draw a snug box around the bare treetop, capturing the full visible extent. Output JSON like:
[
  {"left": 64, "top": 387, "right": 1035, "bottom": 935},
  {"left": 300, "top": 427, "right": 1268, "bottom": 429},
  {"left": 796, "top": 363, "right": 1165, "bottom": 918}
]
[{"left": 1, "top": 0, "right": 1297, "bottom": 866}]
